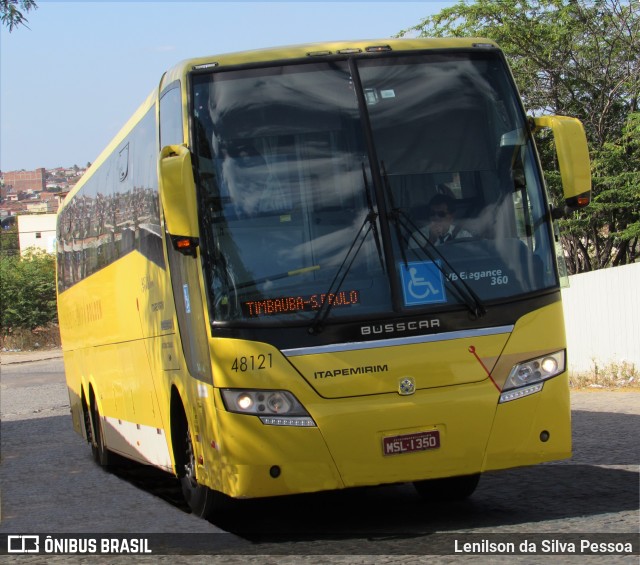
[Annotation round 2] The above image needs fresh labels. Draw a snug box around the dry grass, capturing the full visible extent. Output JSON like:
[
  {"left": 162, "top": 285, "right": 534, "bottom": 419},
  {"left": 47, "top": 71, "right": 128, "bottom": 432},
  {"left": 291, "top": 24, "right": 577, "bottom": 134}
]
[
  {"left": 570, "top": 360, "right": 639, "bottom": 390},
  {"left": 0, "top": 323, "right": 61, "bottom": 352}
]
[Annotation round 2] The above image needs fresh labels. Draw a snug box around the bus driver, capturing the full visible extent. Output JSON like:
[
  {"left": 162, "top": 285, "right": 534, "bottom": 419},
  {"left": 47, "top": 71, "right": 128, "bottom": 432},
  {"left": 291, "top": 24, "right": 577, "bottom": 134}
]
[{"left": 410, "top": 193, "right": 472, "bottom": 248}]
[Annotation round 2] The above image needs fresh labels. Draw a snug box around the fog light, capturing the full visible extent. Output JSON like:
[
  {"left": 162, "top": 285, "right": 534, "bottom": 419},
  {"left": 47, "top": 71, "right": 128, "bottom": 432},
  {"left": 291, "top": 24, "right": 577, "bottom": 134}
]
[
  {"left": 236, "top": 394, "right": 253, "bottom": 411},
  {"left": 541, "top": 357, "right": 558, "bottom": 373},
  {"left": 269, "top": 465, "right": 281, "bottom": 478}
]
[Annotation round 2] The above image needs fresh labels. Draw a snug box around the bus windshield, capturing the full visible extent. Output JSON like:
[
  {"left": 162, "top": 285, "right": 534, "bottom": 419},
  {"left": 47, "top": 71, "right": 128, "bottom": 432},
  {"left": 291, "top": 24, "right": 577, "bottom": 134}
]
[{"left": 191, "top": 52, "right": 557, "bottom": 326}]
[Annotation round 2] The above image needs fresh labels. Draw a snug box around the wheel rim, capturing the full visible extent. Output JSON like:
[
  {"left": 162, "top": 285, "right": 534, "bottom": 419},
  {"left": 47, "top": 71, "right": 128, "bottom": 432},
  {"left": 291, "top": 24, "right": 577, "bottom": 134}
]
[
  {"left": 182, "top": 427, "right": 199, "bottom": 498},
  {"left": 84, "top": 402, "right": 95, "bottom": 445}
]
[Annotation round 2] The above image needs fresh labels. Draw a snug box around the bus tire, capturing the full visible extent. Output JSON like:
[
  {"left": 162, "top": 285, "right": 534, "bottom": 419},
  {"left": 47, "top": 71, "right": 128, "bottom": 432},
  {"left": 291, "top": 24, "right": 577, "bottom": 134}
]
[
  {"left": 89, "top": 397, "right": 114, "bottom": 467},
  {"left": 176, "top": 415, "right": 220, "bottom": 519},
  {"left": 413, "top": 473, "right": 480, "bottom": 502}
]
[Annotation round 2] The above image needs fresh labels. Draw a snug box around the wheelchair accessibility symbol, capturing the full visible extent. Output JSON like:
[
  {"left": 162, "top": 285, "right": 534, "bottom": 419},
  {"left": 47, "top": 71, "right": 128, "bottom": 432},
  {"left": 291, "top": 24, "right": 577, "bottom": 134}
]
[{"left": 400, "top": 261, "right": 447, "bottom": 306}]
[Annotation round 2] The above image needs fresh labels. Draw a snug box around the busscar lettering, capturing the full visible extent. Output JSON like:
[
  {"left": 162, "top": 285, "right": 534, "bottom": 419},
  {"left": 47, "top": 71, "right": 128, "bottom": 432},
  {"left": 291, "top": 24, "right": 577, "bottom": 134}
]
[
  {"left": 314, "top": 364, "right": 388, "bottom": 379},
  {"left": 361, "top": 318, "right": 440, "bottom": 336}
]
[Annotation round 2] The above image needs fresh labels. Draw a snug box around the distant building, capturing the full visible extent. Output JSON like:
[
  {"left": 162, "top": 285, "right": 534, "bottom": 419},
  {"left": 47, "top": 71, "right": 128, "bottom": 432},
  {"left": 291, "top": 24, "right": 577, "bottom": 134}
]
[
  {"left": 26, "top": 202, "right": 50, "bottom": 214},
  {"left": 1, "top": 167, "right": 83, "bottom": 219},
  {"left": 3, "top": 168, "right": 46, "bottom": 193},
  {"left": 17, "top": 214, "right": 57, "bottom": 255}
]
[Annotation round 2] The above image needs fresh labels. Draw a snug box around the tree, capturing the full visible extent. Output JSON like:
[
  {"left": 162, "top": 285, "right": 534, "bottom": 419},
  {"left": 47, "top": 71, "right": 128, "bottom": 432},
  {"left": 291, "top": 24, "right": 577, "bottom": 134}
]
[
  {"left": 0, "top": 250, "right": 57, "bottom": 330},
  {"left": 400, "top": 0, "right": 640, "bottom": 272},
  {"left": 0, "top": 224, "right": 19, "bottom": 258},
  {"left": 1, "top": 0, "right": 37, "bottom": 32}
]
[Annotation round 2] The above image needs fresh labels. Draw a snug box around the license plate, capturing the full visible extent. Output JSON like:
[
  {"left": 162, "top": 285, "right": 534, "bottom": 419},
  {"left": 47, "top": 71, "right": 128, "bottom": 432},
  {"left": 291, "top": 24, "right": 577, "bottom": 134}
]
[{"left": 382, "top": 430, "right": 440, "bottom": 456}]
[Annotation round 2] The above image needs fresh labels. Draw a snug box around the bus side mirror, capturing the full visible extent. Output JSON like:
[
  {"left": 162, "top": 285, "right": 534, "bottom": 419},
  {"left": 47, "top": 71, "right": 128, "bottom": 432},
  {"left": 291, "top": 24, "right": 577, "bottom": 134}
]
[
  {"left": 159, "top": 144, "right": 199, "bottom": 256},
  {"left": 532, "top": 116, "right": 591, "bottom": 216}
]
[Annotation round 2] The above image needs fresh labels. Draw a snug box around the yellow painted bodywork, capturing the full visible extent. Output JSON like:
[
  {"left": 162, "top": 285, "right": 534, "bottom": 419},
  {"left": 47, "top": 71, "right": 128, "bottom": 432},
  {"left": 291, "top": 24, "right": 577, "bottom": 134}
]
[
  {"left": 200, "top": 301, "right": 570, "bottom": 498},
  {"left": 58, "top": 249, "right": 178, "bottom": 469},
  {"left": 58, "top": 37, "right": 571, "bottom": 500},
  {"left": 59, "top": 255, "right": 572, "bottom": 498},
  {"left": 533, "top": 116, "right": 591, "bottom": 202}
]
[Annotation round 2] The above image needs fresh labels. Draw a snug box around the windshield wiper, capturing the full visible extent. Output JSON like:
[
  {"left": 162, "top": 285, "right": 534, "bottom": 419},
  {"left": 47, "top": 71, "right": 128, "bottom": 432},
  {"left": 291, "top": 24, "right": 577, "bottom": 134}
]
[
  {"left": 380, "top": 161, "right": 486, "bottom": 319},
  {"left": 308, "top": 164, "right": 384, "bottom": 335},
  {"left": 362, "top": 162, "right": 385, "bottom": 272}
]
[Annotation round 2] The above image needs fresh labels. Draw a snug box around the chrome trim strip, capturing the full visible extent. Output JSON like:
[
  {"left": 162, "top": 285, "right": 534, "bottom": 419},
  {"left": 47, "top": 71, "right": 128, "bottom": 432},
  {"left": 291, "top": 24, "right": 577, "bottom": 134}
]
[{"left": 281, "top": 325, "right": 514, "bottom": 357}]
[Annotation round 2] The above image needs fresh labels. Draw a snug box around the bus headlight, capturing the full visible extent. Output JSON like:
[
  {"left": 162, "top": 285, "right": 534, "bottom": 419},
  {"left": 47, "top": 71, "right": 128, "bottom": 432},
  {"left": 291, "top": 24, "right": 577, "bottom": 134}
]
[
  {"left": 500, "top": 350, "right": 565, "bottom": 403},
  {"left": 220, "top": 389, "right": 316, "bottom": 427}
]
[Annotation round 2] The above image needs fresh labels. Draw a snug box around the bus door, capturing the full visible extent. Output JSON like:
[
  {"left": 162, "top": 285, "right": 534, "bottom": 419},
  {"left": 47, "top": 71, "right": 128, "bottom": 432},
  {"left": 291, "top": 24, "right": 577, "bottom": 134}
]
[{"left": 165, "top": 240, "right": 213, "bottom": 386}]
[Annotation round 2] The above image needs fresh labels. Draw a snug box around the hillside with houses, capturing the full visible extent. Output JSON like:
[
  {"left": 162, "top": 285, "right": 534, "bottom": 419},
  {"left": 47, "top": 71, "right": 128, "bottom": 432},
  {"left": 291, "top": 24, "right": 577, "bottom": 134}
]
[{"left": 0, "top": 165, "right": 87, "bottom": 220}]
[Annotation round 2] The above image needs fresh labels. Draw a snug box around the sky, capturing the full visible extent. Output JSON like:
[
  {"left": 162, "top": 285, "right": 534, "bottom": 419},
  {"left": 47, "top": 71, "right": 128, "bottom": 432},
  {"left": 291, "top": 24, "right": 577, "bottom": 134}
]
[{"left": 0, "top": 1, "right": 454, "bottom": 172}]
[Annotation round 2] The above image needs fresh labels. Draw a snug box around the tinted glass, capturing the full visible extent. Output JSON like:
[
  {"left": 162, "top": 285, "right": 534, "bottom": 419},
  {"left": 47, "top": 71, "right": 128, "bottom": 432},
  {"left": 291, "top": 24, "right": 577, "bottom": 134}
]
[
  {"left": 191, "top": 53, "right": 558, "bottom": 325},
  {"left": 359, "top": 54, "right": 557, "bottom": 307},
  {"left": 192, "top": 63, "right": 390, "bottom": 323}
]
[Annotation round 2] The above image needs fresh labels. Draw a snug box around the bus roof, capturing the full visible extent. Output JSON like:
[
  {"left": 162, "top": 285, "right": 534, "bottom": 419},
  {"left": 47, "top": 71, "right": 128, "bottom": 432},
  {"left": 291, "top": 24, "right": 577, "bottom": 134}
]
[{"left": 160, "top": 37, "right": 499, "bottom": 91}]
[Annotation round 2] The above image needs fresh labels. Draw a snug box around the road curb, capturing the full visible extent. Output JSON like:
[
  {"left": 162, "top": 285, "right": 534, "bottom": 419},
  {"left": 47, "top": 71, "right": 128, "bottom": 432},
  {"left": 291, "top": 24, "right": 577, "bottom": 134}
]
[{"left": 1, "top": 349, "right": 63, "bottom": 366}]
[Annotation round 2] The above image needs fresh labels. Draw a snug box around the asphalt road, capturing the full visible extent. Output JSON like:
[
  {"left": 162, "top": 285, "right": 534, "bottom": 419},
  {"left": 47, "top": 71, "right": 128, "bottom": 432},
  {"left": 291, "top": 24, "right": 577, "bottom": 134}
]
[{"left": 0, "top": 353, "right": 638, "bottom": 564}]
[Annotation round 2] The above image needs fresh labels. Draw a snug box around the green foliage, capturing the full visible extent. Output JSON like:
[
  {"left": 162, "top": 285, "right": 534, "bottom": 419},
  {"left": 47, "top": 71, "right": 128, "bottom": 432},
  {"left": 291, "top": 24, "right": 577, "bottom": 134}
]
[
  {"left": 0, "top": 225, "right": 19, "bottom": 257},
  {"left": 1, "top": 0, "right": 37, "bottom": 31},
  {"left": 401, "top": 0, "right": 640, "bottom": 272},
  {"left": 559, "top": 111, "right": 640, "bottom": 270},
  {"left": 0, "top": 249, "right": 57, "bottom": 330}
]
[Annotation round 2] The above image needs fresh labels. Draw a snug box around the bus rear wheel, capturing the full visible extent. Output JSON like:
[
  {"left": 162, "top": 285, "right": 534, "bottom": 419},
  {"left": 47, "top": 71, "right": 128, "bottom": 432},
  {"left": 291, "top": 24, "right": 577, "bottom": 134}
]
[
  {"left": 413, "top": 473, "right": 480, "bottom": 502},
  {"left": 89, "top": 400, "right": 114, "bottom": 467},
  {"left": 179, "top": 424, "right": 220, "bottom": 519}
]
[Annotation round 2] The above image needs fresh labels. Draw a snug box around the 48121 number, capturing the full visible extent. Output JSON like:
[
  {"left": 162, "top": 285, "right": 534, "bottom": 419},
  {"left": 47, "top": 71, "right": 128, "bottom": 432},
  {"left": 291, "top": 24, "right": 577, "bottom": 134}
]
[{"left": 231, "top": 354, "right": 273, "bottom": 372}]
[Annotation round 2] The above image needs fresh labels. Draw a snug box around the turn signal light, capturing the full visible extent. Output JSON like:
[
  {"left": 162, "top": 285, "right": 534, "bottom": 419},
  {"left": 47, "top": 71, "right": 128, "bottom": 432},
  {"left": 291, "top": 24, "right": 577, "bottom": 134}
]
[{"left": 171, "top": 236, "right": 199, "bottom": 257}]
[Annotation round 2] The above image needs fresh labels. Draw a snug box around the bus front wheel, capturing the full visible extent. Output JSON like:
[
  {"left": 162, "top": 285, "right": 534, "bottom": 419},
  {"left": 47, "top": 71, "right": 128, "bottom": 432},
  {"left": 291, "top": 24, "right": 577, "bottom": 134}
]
[
  {"left": 179, "top": 423, "right": 220, "bottom": 519},
  {"left": 413, "top": 473, "right": 480, "bottom": 502}
]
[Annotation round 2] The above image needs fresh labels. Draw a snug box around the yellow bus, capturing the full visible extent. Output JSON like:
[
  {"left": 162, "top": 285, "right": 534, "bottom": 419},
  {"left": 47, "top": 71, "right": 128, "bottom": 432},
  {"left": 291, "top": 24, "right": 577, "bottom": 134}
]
[{"left": 56, "top": 38, "right": 591, "bottom": 518}]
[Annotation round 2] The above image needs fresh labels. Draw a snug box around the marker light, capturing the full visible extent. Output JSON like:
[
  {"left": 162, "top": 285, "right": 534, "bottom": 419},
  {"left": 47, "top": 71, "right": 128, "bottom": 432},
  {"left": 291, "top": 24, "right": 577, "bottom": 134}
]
[
  {"left": 193, "top": 62, "right": 219, "bottom": 70},
  {"left": 500, "top": 350, "right": 565, "bottom": 403},
  {"left": 260, "top": 416, "right": 316, "bottom": 427},
  {"left": 365, "top": 45, "right": 392, "bottom": 52},
  {"left": 499, "top": 383, "right": 544, "bottom": 403},
  {"left": 220, "top": 389, "right": 316, "bottom": 427}
]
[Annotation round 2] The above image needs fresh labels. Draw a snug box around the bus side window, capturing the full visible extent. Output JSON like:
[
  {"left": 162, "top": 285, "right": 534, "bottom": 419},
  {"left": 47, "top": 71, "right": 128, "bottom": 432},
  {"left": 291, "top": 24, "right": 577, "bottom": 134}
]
[{"left": 160, "top": 82, "right": 183, "bottom": 147}]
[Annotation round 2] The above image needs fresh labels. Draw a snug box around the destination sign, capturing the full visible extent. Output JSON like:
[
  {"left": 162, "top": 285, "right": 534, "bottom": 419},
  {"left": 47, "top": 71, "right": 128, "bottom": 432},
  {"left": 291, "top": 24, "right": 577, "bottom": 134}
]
[{"left": 242, "top": 290, "right": 360, "bottom": 317}]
